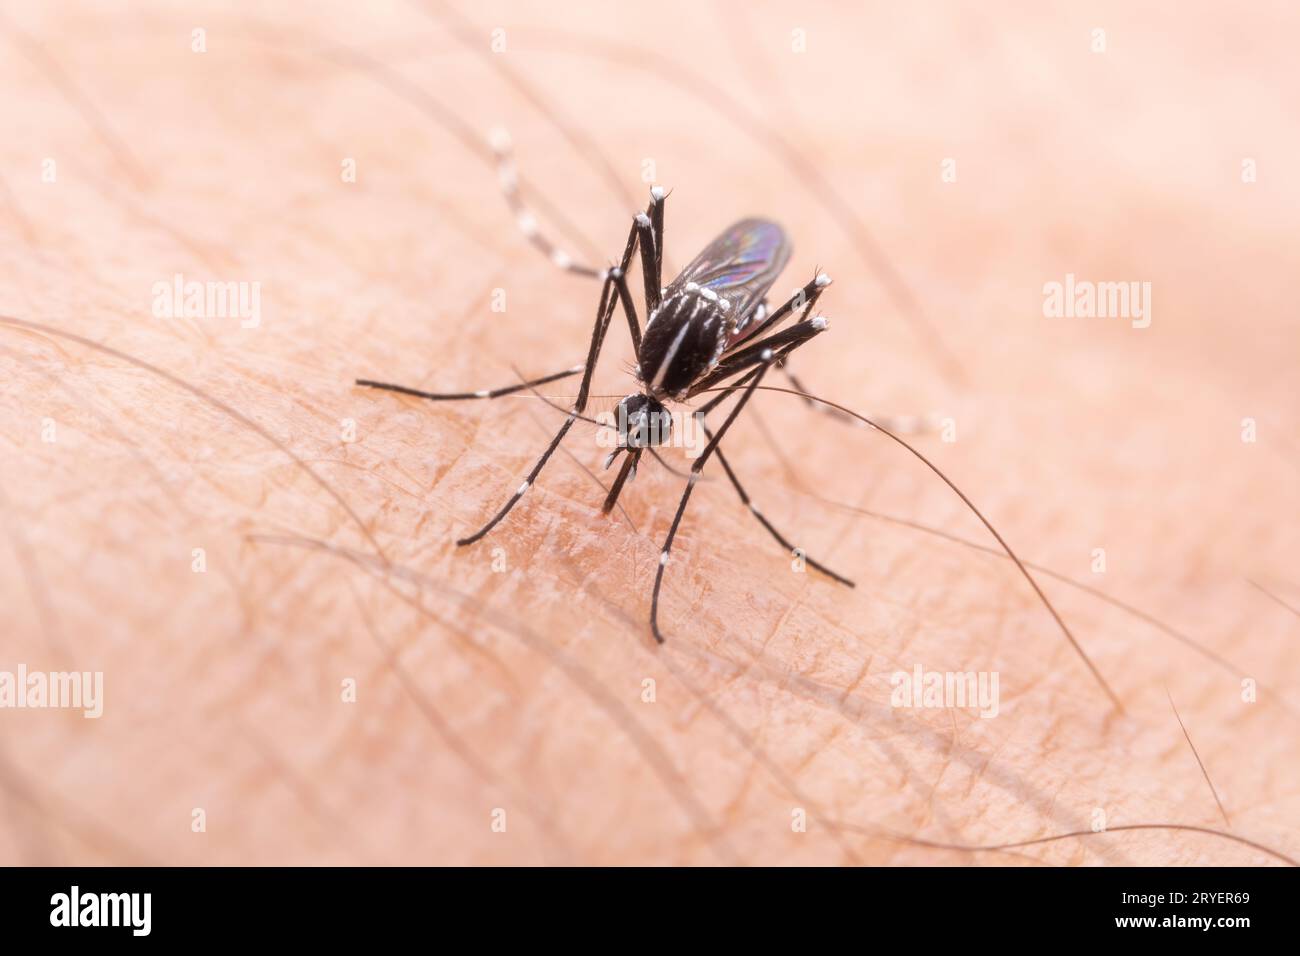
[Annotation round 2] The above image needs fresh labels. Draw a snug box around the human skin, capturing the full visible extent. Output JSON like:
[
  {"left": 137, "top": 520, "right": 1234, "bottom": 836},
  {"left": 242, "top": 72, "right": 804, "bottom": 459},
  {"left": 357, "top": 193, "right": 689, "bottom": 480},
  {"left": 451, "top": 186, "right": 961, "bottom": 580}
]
[{"left": 0, "top": 1, "right": 1296, "bottom": 865}]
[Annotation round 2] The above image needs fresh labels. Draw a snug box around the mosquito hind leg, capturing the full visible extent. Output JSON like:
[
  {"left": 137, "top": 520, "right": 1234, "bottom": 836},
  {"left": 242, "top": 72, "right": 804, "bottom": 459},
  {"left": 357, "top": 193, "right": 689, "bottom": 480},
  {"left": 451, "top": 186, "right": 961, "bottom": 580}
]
[
  {"left": 490, "top": 127, "right": 601, "bottom": 278},
  {"left": 491, "top": 126, "right": 667, "bottom": 305},
  {"left": 735, "top": 271, "right": 833, "bottom": 345}
]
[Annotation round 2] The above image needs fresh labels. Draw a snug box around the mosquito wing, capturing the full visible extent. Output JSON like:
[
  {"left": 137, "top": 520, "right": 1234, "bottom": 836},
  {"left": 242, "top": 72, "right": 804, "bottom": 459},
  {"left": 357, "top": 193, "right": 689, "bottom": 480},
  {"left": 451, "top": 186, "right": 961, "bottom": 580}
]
[{"left": 667, "top": 218, "right": 791, "bottom": 329}]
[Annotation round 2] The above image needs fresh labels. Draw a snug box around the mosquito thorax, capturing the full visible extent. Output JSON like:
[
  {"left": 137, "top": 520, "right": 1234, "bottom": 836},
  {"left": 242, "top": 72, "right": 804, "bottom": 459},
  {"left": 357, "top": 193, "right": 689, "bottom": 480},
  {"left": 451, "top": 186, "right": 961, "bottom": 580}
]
[
  {"left": 616, "top": 393, "right": 672, "bottom": 448},
  {"left": 638, "top": 282, "right": 731, "bottom": 399}
]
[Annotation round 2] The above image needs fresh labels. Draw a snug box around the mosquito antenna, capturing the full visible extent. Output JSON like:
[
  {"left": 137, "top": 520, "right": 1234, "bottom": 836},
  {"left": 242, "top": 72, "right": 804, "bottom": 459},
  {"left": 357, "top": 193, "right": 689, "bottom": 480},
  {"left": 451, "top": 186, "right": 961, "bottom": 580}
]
[{"left": 701, "top": 381, "right": 1124, "bottom": 714}]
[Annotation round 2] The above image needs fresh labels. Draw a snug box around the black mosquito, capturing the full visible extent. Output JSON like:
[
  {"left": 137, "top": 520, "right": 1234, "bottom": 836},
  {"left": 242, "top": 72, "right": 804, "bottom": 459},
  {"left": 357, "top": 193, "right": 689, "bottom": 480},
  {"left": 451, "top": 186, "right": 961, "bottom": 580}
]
[{"left": 357, "top": 134, "right": 862, "bottom": 643}]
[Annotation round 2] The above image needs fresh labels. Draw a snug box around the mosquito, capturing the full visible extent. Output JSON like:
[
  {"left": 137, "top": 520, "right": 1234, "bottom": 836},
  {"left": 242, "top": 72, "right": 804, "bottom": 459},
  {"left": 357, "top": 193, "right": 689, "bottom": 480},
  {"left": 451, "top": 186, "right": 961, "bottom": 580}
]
[{"left": 356, "top": 137, "right": 881, "bottom": 643}]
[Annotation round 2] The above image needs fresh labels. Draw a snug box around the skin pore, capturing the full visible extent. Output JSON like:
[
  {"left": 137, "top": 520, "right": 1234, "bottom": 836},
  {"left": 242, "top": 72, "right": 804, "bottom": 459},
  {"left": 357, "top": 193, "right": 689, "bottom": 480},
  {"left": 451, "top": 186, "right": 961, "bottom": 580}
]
[{"left": 0, "top": 2, "right": 1297, "bottom": 865}]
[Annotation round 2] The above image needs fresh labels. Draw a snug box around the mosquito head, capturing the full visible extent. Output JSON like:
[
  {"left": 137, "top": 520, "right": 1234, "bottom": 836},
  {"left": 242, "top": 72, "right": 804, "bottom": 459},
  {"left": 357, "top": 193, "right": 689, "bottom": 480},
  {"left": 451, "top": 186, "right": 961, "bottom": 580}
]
[{"left": 616, "top": 393, "right": 672, "bottom": 448}]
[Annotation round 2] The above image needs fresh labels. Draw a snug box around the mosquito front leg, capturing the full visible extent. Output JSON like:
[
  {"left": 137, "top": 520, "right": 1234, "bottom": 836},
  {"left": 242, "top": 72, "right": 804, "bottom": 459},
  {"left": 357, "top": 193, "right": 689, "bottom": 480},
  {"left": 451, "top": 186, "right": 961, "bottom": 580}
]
[
  {"left": 359, "top": 195, "right": 656, "bottom": 544},
  {"left": 456, "top": 275, "right": 623, "bottom": 545}
]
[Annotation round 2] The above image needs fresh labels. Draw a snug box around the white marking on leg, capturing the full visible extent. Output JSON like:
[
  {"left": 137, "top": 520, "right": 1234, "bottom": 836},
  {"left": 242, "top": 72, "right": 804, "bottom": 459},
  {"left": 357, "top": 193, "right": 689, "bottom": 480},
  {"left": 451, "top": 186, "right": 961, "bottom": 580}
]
[
  {"left": 659, "top": 551, "right": 670, "bottom": 566},
  {"left": 551, "top": 249, "right": 572, "bottom": 269},
  {"left": 760, "top": 348, "right": 774, "bottom": 361},
  {"left": 517, "top": 213, "right": 538, "bottom": 237},
  {"left": 488, "top": 127, "right": 512, "bottom": 154},
  {"left": 474, "top": 389, "right": 490, "bottom": 398},
  {"left": 635, "top": 212, "right": 651, "bottom": 227},
  {"left": 517, "top": 481, "right": 531, "bottom": 496},
  {"left": 814, "top": 272, "right": 833, "bottom": 288},
  {"left": 811, "top": 315, "right": 829, "bottom": 331},
  {"left": 650, "top": 185, "right": 666, "bottom": 201}
]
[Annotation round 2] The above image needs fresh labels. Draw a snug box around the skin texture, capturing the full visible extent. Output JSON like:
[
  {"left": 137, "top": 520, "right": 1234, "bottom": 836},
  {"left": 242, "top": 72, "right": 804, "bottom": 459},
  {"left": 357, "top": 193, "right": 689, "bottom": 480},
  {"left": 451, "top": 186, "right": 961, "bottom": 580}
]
[{"left": 0, "top": 1, "right": 1296, "bottom": 866}]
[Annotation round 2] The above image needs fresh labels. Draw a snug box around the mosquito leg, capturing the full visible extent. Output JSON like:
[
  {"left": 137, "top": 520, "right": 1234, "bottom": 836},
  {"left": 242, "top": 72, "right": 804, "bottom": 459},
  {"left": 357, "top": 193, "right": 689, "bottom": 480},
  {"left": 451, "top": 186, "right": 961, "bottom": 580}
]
[
  {"left": 490, "top": 127, "right": 602, "bottom": 278},
  {"left": 355, "top": 365, "right": 585, "bottom": 402},
  {"left": 457, "top": 415, "right": 579, "bottom": 545},
  {"left": 649, "top": 477, "right": 699, "bottom": 643},
  {"left": 599, "top": 196, "right": 662, "bottom": 362},
  {"left": 601, "top": 448, "right": 642, "bottom": 515},
  {"left": 354, "top": 229, "right": 635, "bottom": 410},
  {"left": 491, "top": 125, "right": 667, "bottom": 306},
  {"left": 737, "top": 271, "right": 833, "bottom": 344},
  {"left": 354, "top": 269, "right": 631, "bottom": 409},
  {"left": 651, "top": 324, "right": 829, "bottom": 642},
  {"left": 362, "top": 214, "right": 650, "bottom": 545},
  {"left": 649, "top": 186, "right": 666, "bottom": 287},
  {"left": 377, "top": 128, "right": 669, "bottom": 544},
  {"left": 457, "top": 263, "right": 625, "bottom": 545},
  {"left": 689, "top": 314, "right": 831, "bottom": 399},
  {"left": 706, "top": 430, "right": 855, "bottom": 587},
  {"left": 638, "top": 186, "right": 666, "bottom": 312},
  {"left": 610, "top": 268, "right": 642, "bottom": 356}
]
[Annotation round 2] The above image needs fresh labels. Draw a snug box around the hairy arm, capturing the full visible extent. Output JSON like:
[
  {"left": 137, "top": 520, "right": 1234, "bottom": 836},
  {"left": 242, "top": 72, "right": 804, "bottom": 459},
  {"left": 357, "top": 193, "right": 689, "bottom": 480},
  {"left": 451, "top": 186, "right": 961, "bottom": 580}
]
[{"left": 0, "top": 0, "right": 1296, "bottom": 865}]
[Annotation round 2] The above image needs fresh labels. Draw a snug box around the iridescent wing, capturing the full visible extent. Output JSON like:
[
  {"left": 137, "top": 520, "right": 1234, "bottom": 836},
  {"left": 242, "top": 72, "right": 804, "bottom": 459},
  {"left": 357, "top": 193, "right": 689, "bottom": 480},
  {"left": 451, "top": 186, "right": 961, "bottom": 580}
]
[{"left": 667, "top": 218, "right": 791, "bottom": 328}]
